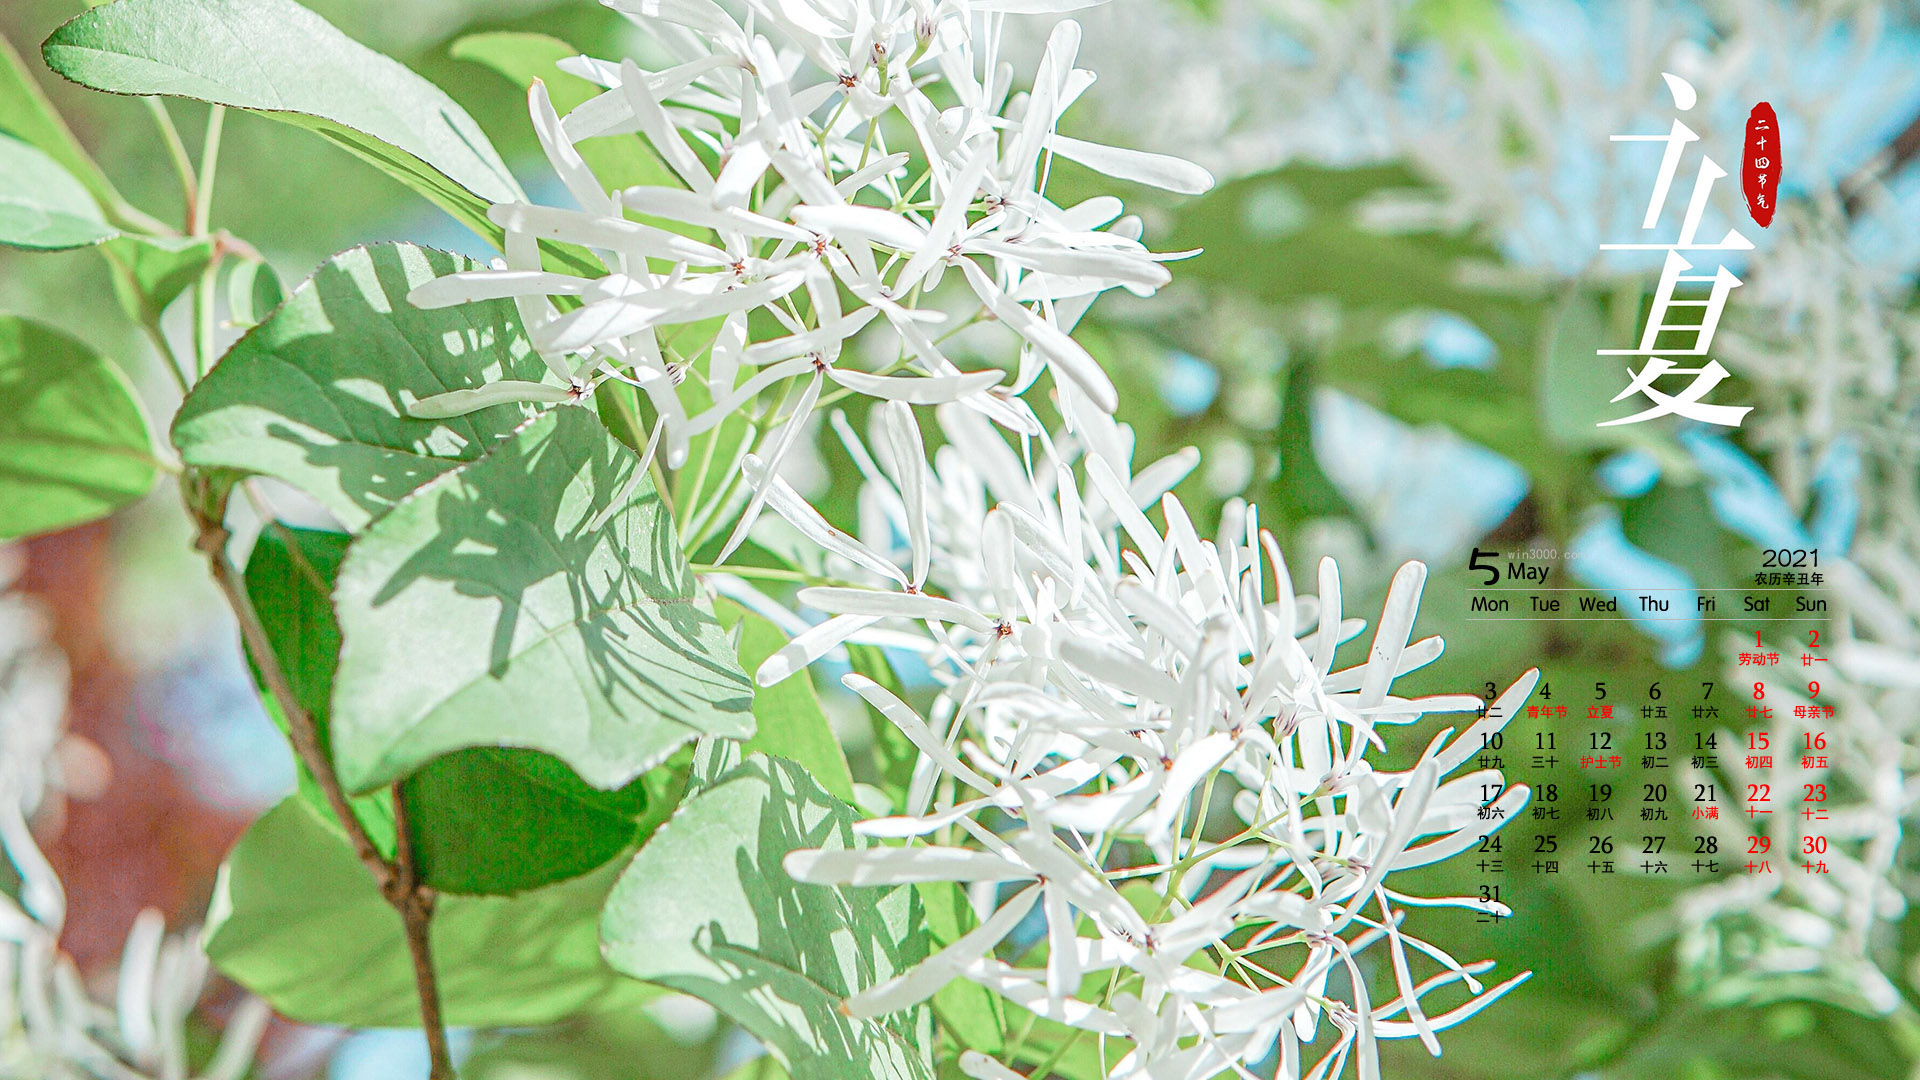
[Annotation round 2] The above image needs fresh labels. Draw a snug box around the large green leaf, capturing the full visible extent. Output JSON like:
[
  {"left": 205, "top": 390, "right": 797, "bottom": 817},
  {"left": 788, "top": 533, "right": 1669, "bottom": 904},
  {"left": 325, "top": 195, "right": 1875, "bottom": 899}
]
[
  {"left": 205, "top": 796, "right": 654, "bottom": 1028},
  {"left": 329, "top": 406, "right": 754, "bottom": 794},
  {"left": 171, "top": 242, "right": 557, "bottom": 531},
  {"left": 245, "top": 524, "right": 677, "bottom": 895},
  {"left": 718, "top": 598, "right": 855, "bottom": 803},
  {"left": 0, "top": 131, "right": 116, "bottom": 250},
  {"left": 0, "top": 316, "right": 155, "bottom": 540},
  {"left": 601, "top": 754, "right": 932, "bottom": 1080},
  {"left": 42, "top": 0, "right": 524, "bottom": 241},
  {"left": 0, "top": 30, "right": 122, "bottom": 213}
]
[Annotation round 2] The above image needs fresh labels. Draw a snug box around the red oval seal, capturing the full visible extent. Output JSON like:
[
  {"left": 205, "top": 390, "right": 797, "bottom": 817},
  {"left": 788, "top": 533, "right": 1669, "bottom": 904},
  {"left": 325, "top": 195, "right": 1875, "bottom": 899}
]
[{"left": 1743, "top": 102, "right": 1780, "bottom": 227}]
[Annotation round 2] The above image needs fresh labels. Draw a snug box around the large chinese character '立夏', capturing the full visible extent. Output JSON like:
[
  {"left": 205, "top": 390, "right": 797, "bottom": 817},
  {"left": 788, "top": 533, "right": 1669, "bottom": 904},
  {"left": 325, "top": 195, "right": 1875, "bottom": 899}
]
[{"left": 1596, "top": 73, "right": 1754, "bottom": 428}]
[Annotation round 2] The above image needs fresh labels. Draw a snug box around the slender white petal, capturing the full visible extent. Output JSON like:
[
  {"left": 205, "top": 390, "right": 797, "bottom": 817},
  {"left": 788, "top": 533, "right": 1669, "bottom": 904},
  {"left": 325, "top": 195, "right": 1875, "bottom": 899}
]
[
  {"left": 755, "top": 614, "right": 879, "bottom": 686},
  {"left": 490, "top": 203, "right": 731, "bottom": 265},
  {"left": 875, "top": 401, "right": 931, "bottom": 589},
  {"left": 602, "top": 0, "right": 744, "bottom": 42},
  {"left": 792, "top": 204, "right": 928, "bottom": 251},
  {"left": 529, "top": 81, "right": 613, "bottom": 216},
  {"left": 848, "top": 886, "right": 1043, "bottom": 1017},
  {"left": 826, "top": 367, "right": 1006, "bottom": 404},
  {"left": 716, "top": 369, "right": 822, "bottom": 564},
  {"left": 618, "top": 59, "right": 713, "bottom": 193},
  {"left": 740, "top": 457, "right": 906, "bottom": 584},
  {"left": 1047, "top": 133, "right": 1215, "bottom": 195},
  {"left": 540, "top": 271, "right": 806, "bottom": 353},
  {"left": 619, "top": 186, "right": 814, "bottom": 241},
  {"left": 842, "top": 675, "right": 999, "bottom": 796},
  {"left": 958, "top": 259, "right": 1116, "bottom": 412},
  {"left": 408, "top": 269, "right": 597, "bottom": 307}
]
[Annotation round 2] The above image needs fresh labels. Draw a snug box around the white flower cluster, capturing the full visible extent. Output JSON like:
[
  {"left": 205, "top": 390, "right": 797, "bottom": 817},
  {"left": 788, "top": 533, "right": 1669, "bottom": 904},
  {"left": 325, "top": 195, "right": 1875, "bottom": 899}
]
[
  {"left": 406, "top": 0, "right": 1211, "bottom": 559},
  {"left": 402, "top": 1, "right": 1540, "bottom": 1072},
  {"left": 730, "top": 401, "right": 1538, "bottom": 1079},
  {"left": 0, "top": 546, "right": 269, "bottom": 1080}
]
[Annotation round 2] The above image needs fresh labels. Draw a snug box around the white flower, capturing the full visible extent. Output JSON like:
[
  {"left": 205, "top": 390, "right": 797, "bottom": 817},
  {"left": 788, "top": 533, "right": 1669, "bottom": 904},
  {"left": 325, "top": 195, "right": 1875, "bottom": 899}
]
[
  {"left": 404, "top": 1, "right": 1210, "bottom": 498},
  {"left": 765, "top": 415, "right": 1535, "bottom": 1078}
]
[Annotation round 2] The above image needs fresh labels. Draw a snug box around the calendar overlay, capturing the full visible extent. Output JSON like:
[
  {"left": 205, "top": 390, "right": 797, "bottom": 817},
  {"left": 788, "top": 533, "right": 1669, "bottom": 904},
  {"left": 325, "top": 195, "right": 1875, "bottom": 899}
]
[{"left": 1453, "top": 546, "right": 1832, "bottom": 925}]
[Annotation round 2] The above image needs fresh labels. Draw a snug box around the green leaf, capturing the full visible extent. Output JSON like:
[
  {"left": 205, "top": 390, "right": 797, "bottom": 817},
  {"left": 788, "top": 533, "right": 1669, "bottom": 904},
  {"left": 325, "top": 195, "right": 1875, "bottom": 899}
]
[
  {"left": 42, "top": 0, "right": 524, "bottom": 241},
  {"left": 717, "top": 598, "right": 855, "bottom": 803},
  {"left": 403, "top": 746, "right": 658, "bottom": 895},
  {"left": 240, "top": 524, "right": 397, "bottom": 852},
  {"left": 451, "top": 31, "right": 677, "bottom": 194},
  {"left": 449, "top": 32, "right": 594, "bottom": 103},
  {"left": 329, "top": 406, "right": 754, "bottom": 795},
  {"left": 459, "top": 1002, "right": 722, "bottom": 1080},
  {"left": 171, "top": 242, "right": 557, "bottom": 531},
  {"left": 0, "top": 131, "right": 116, "bottom": 249},
  {"left": 245, "top": 524, "right": 677, "bottom": 894},
  {"left": 0, "top": 316, "right": 155, "bottom": 540},
  {"left": 600, "top": 754, "right": 933, "bottom": 1080},
  {"left": 1271, "top": 355, "right": 1354, "bottom": 526},
  {"left": 101, "top": 234, "right": 214, "bottom": 322},
  {"left": 224, "top": 257, "right": 284, "bottom": 327},
  {"left": 205, "top": 796, "right": 655, "bottom": 1028},
  {"left": 0, "top": 30, "right": 123, "bottom": 215},
  {"left": 1170, "top": 163, "right": 1504, "bottom": 314}
]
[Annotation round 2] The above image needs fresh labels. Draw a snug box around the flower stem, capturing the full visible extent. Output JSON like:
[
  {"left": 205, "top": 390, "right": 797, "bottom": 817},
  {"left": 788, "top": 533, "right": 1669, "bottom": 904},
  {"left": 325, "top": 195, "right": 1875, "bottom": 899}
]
[
  {"left": 193, "top": 106, "right": 224, "bottom": 236},
  {"left": 1026, "top": 1024, "right": 1087, "bottom": 1079},
  {"left": 144, "top": 97, "right": 198, "bottom": 229},
  {"left": 690, "top": 562, "right": 844, "bottom": 587},
  {"left": 137, "top": 320, "right": 193, "bottom": 397},
  {"left": 677, "top": 420, "right": 726, "bottom": 535},
  {"left": 191, "top": 107, "right": 226, "bottom": 377}
]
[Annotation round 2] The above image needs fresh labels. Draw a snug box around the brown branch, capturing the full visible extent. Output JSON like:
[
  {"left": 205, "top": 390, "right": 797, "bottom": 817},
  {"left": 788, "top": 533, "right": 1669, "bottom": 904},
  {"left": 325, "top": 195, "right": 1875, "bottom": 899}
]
[
  {"left": 389, "top": 785, "right": 455, "bottom": 1080},
  {"left": 182, "top": 472, "right": 455, "bottom": 1080}
]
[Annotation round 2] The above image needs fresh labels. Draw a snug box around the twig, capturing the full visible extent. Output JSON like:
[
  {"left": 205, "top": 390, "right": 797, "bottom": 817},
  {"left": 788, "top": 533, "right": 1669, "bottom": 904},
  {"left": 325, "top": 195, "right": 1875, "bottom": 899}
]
[
  {"left": 134, "top": 319, "right": 193, "bottom": 397},
  {"left": 390, "top": 786, "right": 455, "bottom": 1080},
  {"left": 180, "top": 472, "right": 456, "bottom": 1080},
  {"left": 143, "top": 97, "right": 197, "bottom": 229},
  {"left": 191, "top": 105, "right": 226, "bottom": 376},
  {"left": 192, "top": 106, "right": 223, "bottom": 237}
]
